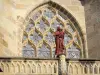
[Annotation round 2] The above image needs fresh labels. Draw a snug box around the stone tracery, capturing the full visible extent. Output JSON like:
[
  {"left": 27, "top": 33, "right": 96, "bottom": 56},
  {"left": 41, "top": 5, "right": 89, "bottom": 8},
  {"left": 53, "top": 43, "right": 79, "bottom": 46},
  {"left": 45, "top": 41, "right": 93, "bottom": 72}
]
[{"left": 22, "top": 3, "right": 82, "bottom": 58}]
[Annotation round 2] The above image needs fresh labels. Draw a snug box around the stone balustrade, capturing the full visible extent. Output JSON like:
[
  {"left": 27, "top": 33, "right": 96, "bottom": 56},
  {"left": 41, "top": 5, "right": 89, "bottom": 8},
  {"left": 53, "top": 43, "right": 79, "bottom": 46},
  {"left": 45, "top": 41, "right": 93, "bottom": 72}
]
[
  {"left": 67, "top": 59, "right": 100, "bottom": 75},
  {"left": 0, "top": 57, "right": 58, "bottom": 75},
  {"left": 0, "top": 57, "right": 100, "bottom": 75}
]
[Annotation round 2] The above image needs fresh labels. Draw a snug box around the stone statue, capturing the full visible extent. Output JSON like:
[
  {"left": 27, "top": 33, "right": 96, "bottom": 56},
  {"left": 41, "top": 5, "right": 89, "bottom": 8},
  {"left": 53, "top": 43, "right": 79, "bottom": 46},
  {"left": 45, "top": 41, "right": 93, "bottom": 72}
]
[{"left": 53, "top": 26, "right": 65, "bottom": 57}]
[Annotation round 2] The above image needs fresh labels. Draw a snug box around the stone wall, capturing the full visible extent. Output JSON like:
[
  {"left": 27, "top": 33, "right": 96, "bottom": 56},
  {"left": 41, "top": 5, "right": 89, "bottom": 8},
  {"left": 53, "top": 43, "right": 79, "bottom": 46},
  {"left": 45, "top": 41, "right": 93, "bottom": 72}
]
[{"left": 84, "top": 0, "right": 100, "bottom": 58}]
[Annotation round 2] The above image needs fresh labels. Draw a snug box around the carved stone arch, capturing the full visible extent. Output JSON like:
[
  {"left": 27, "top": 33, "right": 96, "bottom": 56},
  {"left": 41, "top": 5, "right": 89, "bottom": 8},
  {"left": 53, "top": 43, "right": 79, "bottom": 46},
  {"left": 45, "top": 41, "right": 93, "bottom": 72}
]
[
  {"left": 0, "top": 63, "right": 4, "bottom": 72},
  {"left": 43, "top": 64, "right": 47, "bottom": 73},
  {"left": 79, "top": 63, "right": 84, "bottom": 74},
  {"left": 22, "top": 1, "right": 87, "bottom": 58},
  {"left": 74, "top": 64, "right": 79, "bottom": 74},
  {"left": 15, "top": 63, "right": 20, "bottom": 73},
  {"left": 48, "top": 64, "right": 52, "bottom": 73},
  {"left": 32, "top": 63, "right": 36, "bottom": 73},
  {"left": 68, "top": 64, "right": 73, "bottom": 74},
  {"left": 84, "top": 64, "right": 89, "bottom": 74},
  {"left": 21, "top": 64, "right": 26, "bottom": 73},
  {"left": 5, "top": 63, "right": 10, "bottom": 72},
  {"left": 89, "top": 63, "right": 93, "bottom": 74},
  {"left": 93, "top": 64, "right": 98, "bottom": 74},
  {"left": 37, "top": 64, "right": 41, "bottom": 73},
  {"left": 27, "top": 64, "right": 31, "bottom": 73},
  {"left": 10, "top": 63, "right": 15, "bottom": 73}
]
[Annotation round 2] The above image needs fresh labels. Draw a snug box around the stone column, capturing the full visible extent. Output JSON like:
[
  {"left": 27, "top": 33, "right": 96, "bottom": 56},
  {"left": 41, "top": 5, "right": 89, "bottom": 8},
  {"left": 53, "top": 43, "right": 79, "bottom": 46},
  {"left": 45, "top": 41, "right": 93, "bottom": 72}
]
[{"left": 59, "top": 54, "right": 67, "bottom": 75}]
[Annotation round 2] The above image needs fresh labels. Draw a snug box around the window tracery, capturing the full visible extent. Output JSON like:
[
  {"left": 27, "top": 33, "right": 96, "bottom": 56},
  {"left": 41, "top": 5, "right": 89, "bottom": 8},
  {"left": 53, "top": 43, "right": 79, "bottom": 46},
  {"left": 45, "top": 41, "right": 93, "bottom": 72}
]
[{"left": 22, "top": 3, "right": 83, "bottom": 58}]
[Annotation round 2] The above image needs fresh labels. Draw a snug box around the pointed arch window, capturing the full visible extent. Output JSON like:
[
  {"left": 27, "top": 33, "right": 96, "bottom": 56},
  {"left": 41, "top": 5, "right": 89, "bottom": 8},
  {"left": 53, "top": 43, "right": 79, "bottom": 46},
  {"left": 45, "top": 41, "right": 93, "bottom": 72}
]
[{"left": 22, "top": 1, "right": 84, "bottom": 58}]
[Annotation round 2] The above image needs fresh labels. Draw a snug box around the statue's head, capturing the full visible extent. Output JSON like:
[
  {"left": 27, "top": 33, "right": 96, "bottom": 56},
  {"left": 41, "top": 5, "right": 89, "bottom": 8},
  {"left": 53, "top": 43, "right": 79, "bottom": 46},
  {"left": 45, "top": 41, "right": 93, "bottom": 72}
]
[{"left": 57, "top": 26, "right": 61, "bottom": 31}]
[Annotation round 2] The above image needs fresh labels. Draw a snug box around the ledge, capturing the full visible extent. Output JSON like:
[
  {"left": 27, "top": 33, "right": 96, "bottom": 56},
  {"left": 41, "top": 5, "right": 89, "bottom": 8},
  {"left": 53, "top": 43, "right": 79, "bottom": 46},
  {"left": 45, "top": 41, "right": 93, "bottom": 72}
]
[
  {"left": 0, "top": 57, "right": 100, "bottom": 61},
  {"left": 66, "top": 58, "right": 100, "bottom": 61},
  {"left": 0, "top": 57, "right": 59, "bottom": 60}
]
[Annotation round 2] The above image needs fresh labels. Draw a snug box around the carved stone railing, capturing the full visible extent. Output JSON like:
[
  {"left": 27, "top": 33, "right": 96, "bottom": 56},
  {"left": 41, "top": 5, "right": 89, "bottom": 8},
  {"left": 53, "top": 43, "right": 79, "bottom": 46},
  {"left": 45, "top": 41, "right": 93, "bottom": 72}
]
[
  {"left": 0, "top": 57, "right": 58, "bottom": 75},
  {"left": 67, "top": 59, "right": 100, "bottom": 75},
  {"left": 1, "top": 57, "right": 100, "bottom": 75}
]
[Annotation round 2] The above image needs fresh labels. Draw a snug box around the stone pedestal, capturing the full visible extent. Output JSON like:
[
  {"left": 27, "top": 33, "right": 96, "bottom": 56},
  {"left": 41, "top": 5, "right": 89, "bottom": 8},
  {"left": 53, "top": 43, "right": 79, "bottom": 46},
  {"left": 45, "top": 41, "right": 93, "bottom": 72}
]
[{"left": 59, "top": 54, "right": 67, "bottom": 75}]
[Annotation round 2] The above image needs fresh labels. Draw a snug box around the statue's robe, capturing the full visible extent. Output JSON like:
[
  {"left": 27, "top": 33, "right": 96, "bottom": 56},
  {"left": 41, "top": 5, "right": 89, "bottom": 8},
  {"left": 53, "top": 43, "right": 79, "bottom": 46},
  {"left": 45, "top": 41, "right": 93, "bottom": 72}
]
[{"left": 54, "top": 30, "right": 64, "bottom": 56}]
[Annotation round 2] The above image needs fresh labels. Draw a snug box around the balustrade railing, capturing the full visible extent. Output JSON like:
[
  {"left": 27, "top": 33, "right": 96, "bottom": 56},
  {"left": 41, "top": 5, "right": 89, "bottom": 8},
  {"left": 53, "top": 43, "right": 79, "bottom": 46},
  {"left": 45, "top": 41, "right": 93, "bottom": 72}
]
[
  {"left": 0, "top": 57, "right": 100, "bottom": 75},
  {"left": 0, "top": 57, "right": 58, "bottom": 75},
  {"left": 67, "top": 59, "right": 100, "bottom": 75}
]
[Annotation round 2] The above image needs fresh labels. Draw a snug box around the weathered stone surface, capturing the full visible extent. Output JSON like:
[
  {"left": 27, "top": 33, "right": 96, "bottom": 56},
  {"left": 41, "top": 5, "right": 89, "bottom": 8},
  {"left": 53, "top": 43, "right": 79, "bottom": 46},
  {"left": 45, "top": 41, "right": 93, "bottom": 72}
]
[
  {"left": 67, "top": 6, "right": 79, "bottom": 12},
  {"left": 84, "top": 0, "right": 100, "bottom": 58}
]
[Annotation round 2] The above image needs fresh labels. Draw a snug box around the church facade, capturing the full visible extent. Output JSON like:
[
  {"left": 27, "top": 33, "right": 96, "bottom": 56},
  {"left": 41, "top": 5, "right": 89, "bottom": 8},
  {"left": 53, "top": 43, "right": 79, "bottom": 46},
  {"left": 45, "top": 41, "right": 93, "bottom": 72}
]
[{"left": 0, "top": 0, "right": 100, "bottom": 75}]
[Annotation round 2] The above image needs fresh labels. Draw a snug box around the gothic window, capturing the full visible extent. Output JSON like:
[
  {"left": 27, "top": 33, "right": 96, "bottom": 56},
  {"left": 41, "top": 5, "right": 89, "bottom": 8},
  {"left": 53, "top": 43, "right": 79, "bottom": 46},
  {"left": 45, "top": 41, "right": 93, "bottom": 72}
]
[{"left": 22, "top": 2, "right": 83, "bottom": 58}]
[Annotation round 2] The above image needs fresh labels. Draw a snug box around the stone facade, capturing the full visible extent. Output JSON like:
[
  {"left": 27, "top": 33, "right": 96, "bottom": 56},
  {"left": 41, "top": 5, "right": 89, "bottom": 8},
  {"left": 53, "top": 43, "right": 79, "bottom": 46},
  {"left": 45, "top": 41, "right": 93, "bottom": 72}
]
[
  {"left": 84, "top": 0, "right": 100, "bottom": 58},
  {"left": 0, "top": 0, "right": 87, "bottom": 57},
  {"left": 0, "top": 0, "right": 100, "bottom": 75}
]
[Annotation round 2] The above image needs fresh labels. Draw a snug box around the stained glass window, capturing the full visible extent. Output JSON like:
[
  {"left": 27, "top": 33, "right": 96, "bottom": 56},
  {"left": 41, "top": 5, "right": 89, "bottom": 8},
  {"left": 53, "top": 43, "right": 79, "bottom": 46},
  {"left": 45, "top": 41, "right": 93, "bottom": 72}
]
[
  {"left": 23, "top": 44, "right": 35, "bottom": 57},
  {"left": 38, "top": 43, "right": 50, "bottom": 58},
  {"left": 43, "top": 7, "right": 55, "bottom": 19},
  {"left": 45, "top": 31, "right": 55, "bottom": 44},
  {"left": 67, "top": 44, "right": 80, "bottom": 58},
  {"left": 29, "top": 29, "right": 42, "bottom": 45},
  {"left": 22, "top": 3, "right": 82, "bottom": 58}
]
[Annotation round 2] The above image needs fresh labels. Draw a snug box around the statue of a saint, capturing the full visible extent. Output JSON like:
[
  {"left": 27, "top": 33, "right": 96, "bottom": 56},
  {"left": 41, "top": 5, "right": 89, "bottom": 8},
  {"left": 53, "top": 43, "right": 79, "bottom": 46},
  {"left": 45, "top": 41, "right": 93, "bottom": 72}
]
[{"left": 54, "top": 26, "right": 65, "bottom": 57}]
